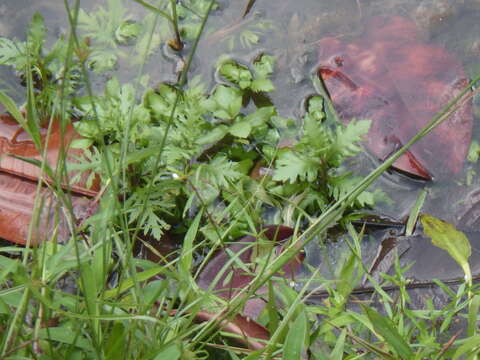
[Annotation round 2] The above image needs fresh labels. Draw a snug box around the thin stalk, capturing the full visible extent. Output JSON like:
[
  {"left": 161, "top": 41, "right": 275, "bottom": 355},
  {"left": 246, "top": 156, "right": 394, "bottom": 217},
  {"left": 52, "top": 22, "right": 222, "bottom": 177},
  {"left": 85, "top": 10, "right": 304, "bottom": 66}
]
[
  {"left": 60, "top": 1, "right": 107, "bottom": 355},
  {"left": 0, "top": 288, "right": 31, "bottom": 356},
  {"left": 169, "top": 0, "right": 183, "bottom": 50},
  {"left": 127, "top": 0, "right": 215, "bottom": 250},
  {"left": 132, "top": 0, "right": 174, "bottom": 23},
  {"left": 114, "top": 0, "right": 164, "bottom": 315}
]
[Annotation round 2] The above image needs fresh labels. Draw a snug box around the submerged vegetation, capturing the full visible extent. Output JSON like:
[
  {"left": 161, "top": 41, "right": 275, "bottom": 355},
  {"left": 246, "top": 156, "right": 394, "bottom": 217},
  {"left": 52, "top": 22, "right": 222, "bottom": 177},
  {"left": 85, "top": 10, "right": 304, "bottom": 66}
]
[{"left": 0, "top": 0, "right": 480, "bottom": 358}]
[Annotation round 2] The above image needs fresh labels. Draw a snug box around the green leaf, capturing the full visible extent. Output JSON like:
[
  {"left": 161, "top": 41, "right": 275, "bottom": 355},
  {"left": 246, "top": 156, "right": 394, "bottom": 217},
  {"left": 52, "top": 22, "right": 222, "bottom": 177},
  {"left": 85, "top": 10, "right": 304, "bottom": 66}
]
[
  {"left": 105, "top": 323, "right": 126, "bottom": 360},
  {"left": 253, "top": 55, "right": 275, "bottom": 78},
  {"left": 196, "top": 125, "right": 229, "bottom": 145},
  {"left": 70, "top": 138, "right": 94, "bottom": 150},
  {"left": 467, "top": 140, "right": 480, "bottom": 163},
  {"left": 0, "top": 91, "right": 28, "bottom": 130},
  {"left": 330, "top": 328, "right": 347, "bottom": 360},
  {"left": 405, "top": 189, "right": 427, "bottom": 236},
  {"left": 154, "top": 343, "right": 181, "bottom": 360},
  {"left": 38, "top": 326, "right": 92, "bottom": 350},
  {"left": 87, "top": 49, "right": 118, "bottom": 73},
  {"left": 453, "top": 335, "right": 480, "bottom": 359},
  {"left": 209, "top": 85, "right": 243, "bottom": 120},
  {"left": 0, "top": 38, "right": 26, "bottom": 67},
  {"left": 331, "top": 119, "right": 371, "bottom": 160},
  {"left": 420, "top": 213, "right": 472, "bottom": 284},
  {"left": 104, "top": 266, "right": 169, "bottom": 299},
  {"left": 273, "top": 150, "right": 318, "bottom": 183},
  {"left": 244, "top": 106, "right": 275, "bottom": 127},
  {"left": 468, "top": 295, "right": 480, "bottom": 336},
  {"left": 284, "top": 310, "right": 308, "bottom": 359},
  {"left": 219, "top": 61, "right": 253, "bottom": 89},
  {"left": 115, "top": 20, "right": 142, "bottom": 45},
  {"left": 229, "top": 120, "right": 252, "bottom": 138},
  {"left": 27, "top": 12, "right": 46, "bottom": 56},
  {"left": 362, "top": 306, "right": 413, "bottom": 359},
  {"left": 305, "top": 96, "right": 325, "bottom": 122},
  {"left": 251, "top": 78, "right": 274, "bottom": 92},
  {"left": 179, "top": 210, "right": 202, "bottom": 279}
]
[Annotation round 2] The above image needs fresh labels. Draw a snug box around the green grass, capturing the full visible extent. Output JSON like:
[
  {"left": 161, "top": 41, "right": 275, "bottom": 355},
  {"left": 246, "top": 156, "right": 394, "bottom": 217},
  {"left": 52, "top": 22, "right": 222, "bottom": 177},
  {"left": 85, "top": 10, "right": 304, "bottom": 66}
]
[{"left": 0, "top": 0, "right": 480, "bottom": 359}]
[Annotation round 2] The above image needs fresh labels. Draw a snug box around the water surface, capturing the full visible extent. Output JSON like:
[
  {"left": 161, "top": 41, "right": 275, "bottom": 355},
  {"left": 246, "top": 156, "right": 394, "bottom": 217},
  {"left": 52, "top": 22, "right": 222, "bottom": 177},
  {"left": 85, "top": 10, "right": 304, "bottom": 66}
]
[{"left": 2, "top": 0, "right": 480, "bottom": 276}]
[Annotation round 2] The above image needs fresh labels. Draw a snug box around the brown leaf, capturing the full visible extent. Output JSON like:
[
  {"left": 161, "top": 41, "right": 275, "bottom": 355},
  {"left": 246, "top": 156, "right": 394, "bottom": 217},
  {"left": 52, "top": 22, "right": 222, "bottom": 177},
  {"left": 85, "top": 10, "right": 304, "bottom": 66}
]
[
  {"left": 317, "top": 16, "right": 473, "bottom": 180},
  {"left": 171, "top": 309, "right": 270, "bottom": 350},
  {"left": 0, "top": 114, "right": 100, "bottom": 196},
  {"left": 197, "top": 225, "right": 302, "bottom": 318},
  {"left": 0, "top": 172, "right": 93, "bottom": 245},
  {"left": 0, "top": 114, "right": 99, "bottom": 245}
]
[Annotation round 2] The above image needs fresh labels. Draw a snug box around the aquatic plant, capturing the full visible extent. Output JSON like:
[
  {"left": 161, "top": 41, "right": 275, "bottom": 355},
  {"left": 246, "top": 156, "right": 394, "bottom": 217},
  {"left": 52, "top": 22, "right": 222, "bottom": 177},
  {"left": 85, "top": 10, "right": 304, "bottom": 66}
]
[{"left": 0, "top": 0, "right": 480, "bottom": 359}]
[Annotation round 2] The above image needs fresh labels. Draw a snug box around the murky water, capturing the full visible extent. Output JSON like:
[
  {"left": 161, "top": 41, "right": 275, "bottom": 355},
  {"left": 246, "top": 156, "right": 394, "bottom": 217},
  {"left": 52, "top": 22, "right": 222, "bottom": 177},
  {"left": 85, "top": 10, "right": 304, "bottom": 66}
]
[{"left": 2, "top": 0, "right": 480, "bottom": 281}]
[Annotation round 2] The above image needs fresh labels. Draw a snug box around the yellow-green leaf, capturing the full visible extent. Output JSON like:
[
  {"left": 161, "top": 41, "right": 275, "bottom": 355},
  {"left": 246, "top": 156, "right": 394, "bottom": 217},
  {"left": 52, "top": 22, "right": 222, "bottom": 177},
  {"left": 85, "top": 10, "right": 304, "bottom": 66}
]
[{"left": 420, "top": 213, "right": 472, "bottom": 284}]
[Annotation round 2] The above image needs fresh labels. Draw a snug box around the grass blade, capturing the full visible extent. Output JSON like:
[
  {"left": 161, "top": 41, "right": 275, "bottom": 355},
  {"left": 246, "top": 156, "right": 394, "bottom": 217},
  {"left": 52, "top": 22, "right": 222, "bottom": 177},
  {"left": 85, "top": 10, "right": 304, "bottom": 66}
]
[
  {"left": 284, "top": 310, "right": 308, "bottom": 359},
  {"left": 362, "top": 306, "right": 413, "bottom": 359}
]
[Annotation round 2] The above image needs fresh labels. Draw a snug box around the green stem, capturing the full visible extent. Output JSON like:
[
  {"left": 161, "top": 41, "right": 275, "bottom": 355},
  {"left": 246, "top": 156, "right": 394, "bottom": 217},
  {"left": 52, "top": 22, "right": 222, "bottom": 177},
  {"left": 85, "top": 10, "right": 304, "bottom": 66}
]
[
  {"left": 133, "top": 0, "right": 174, "bottom": 25},
  {"left": 169, "top": 0, "right": 182, "bottom": 48}
]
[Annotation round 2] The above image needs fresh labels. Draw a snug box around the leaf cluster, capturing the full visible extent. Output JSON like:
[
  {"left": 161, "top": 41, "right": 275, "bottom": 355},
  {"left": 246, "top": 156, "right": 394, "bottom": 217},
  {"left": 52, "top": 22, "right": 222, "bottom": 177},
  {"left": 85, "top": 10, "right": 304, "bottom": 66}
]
[
  {"left": 77, "top": 0, "right": 170, "bottom": 72},
  {"left": 0, "top": 13, "right": 81, "bottom": 120},
  {"left": 71, "top": 54, "right": 376, "bottom": 242},
  {"left": 0, "top": 8, "right": 378, "bottom": 243}
]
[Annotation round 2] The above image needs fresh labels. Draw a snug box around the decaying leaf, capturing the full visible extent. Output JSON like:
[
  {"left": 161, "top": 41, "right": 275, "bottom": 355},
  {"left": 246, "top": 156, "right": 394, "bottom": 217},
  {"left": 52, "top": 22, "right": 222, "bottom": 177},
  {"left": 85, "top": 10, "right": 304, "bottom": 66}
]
[
  {"left": 0, "top": 114, "right": 100, "bottom": 196},
  {"left": 0, "top": 113, "right": 99, "bottom": 245},
  {"left": 0, "top": 172, "right": 93, "bottom": 245},
  {"left": 197, "top": 225, "right": 304, "bottom": 318},
  {"left": 318, "top": 16, "right": 473, "bottom": 179},
  {"left": 171, "top": 309, "right": 269, "bottom": 350}
]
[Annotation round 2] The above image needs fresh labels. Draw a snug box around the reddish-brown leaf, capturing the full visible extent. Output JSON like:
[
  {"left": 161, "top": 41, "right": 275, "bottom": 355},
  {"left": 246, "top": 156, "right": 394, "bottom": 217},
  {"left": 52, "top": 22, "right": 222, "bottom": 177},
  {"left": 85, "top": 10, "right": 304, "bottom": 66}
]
[
  {"left": 171, "top": 309, "right": 270, "bottom": 350},
  {"left": 0, "top": 114, "right": 99, "bottom": 245},
  {"left": 197, "top": 225, "right": 303, "bottom": 318},
  {"left": 317, "top": 16, "right": 473, "bottom": 180},
  {"left": 0, "top": 114, "right": 99, "bottom": 196},
  {"left": 0, "top": 172, "right": 92, "bottom": 245}
]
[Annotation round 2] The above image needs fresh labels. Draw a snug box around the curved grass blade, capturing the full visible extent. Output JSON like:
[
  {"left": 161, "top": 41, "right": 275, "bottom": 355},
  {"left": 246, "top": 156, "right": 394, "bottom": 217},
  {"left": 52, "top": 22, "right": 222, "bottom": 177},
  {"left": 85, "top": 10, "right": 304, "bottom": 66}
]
[{"left": 362, "top": 305, "right": 413, "bottom": 359}]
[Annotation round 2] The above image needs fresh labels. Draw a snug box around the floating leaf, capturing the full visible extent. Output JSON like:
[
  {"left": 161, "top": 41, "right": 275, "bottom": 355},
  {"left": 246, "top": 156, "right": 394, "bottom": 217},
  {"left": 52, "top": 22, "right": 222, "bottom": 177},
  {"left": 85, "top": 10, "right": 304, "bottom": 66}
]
[{"left": 219, "top": 61, "right": 253, "bottom": 89}]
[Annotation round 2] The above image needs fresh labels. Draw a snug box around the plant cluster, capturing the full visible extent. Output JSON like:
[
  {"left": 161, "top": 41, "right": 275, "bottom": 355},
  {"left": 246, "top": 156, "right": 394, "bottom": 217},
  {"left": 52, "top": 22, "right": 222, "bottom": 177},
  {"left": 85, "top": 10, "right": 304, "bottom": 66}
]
[
  {"left": 70, "top": 52, "right": 378, "bottom": 243},
  {"left": 1, "top": 1, "right": 479, "bottom": 359},
  {"left": 0, "top": 8, "right": 378, "bottom": 242}
]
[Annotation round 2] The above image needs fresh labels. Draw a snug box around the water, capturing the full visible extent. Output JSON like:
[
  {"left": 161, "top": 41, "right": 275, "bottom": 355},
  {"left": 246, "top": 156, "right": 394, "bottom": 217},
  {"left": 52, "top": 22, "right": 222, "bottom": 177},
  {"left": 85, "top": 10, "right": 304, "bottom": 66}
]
[{"left": 1, "top": 0, "right": 480, "bottom": 278}]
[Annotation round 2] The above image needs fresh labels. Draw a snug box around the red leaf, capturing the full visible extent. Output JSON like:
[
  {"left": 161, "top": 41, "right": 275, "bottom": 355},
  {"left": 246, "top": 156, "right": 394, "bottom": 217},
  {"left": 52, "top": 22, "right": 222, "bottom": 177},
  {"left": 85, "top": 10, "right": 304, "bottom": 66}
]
[
  {"left": 0, "top": 172, "right": 93, "bottom": 245},
  {"left": 317, "top": 16, "right": 473, "bottom": 180},
  {"left": 0, "top": 114, "right": 99, "bottom": 245}
]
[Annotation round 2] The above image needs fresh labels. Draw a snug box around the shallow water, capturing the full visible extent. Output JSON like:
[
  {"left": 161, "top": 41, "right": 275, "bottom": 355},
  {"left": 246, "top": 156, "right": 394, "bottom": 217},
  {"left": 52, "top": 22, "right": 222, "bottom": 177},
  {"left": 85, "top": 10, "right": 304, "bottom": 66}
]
[{"left": 1, "top": 0, "right": 480, "bottom": 278}]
